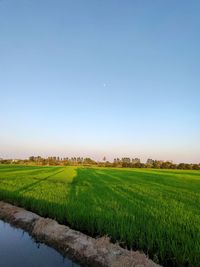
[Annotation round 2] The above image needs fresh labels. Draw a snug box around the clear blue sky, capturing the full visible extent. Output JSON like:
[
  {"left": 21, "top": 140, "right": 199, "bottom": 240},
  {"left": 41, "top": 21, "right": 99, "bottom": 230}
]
[{"left": 0, "top": 0, "right": 200, "bottom": 163}]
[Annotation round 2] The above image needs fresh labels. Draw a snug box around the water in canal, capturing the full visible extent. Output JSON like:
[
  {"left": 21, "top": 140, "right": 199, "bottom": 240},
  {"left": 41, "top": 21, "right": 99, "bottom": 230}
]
[{"left": 0, "top": 220, "right": 83, "bottom": 267}]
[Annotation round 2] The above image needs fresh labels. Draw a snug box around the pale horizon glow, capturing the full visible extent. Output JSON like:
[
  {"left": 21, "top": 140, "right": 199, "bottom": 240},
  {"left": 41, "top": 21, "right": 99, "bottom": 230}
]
[{"left": 0, "top": 1, "right": 200, "bottom": 164}]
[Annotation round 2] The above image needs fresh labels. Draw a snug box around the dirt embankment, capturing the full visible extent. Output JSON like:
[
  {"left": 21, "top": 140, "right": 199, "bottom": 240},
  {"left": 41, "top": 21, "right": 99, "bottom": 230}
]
[{"left": 0, "top": 201, "right": 160, "bottom": 267}]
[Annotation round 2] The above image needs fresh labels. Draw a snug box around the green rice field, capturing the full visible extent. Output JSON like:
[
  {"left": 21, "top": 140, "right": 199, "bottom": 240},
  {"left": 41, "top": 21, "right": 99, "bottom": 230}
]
[{"left": 0, "top": 165, "right": 199, "bottom": 266}]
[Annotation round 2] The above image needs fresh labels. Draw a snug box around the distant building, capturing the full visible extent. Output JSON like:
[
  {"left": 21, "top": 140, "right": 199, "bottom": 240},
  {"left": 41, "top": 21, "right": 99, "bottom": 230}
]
[{"left": 12, "top": 159, "right": 19, "bottom": 163}]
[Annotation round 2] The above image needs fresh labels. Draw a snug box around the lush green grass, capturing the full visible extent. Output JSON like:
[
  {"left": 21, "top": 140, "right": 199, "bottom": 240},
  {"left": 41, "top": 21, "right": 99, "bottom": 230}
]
[{"left": 0, "top": 165, "right": 199, "bottom": 266}]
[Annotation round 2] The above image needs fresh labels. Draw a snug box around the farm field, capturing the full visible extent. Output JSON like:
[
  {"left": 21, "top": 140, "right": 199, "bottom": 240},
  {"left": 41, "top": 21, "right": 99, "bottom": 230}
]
[{"left": 0, "top": 165, "right": 199, "bottom": 267}]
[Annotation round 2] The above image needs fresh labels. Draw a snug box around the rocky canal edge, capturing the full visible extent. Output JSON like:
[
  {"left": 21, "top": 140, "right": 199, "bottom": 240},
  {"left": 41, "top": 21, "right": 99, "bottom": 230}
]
[{"left": 0, "top": 201, "right": 161, "bottom": 267}]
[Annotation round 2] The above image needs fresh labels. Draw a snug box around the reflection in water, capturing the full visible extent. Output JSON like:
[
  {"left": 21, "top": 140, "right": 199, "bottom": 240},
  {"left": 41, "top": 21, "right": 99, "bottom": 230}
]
[{"left": 0, "top": 220, "right": 82, "bottom": 267}]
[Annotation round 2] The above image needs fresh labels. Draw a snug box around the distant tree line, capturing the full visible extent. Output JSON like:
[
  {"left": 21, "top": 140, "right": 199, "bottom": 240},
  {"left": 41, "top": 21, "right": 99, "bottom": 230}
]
[{"left": 0, "top": 156, "right": 199, "bottom": 170}]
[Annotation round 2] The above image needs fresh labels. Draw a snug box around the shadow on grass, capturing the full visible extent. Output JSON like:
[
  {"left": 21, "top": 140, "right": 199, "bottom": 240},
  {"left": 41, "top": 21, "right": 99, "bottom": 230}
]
[
  {"left": 14, "top": 169, "right": 65, "bottom": 194},
  {"left": 65, "top": 167, "right": 199, "bottom": 267}
]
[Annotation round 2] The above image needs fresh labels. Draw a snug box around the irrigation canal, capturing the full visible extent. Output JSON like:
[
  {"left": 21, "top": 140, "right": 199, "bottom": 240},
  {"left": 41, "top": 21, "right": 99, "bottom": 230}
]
[{"left": 0, "top": 219, "right": 83, "bottom": 267}]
